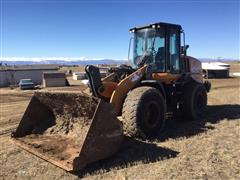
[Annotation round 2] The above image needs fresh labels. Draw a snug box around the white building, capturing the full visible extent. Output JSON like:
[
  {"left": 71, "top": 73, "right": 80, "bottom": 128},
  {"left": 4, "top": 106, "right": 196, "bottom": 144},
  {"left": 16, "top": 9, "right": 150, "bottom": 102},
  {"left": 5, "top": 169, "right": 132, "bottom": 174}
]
[
  {"left": 72, "top": 70, "right": 108, "bottom": 81},
  {"left": 0, "top": 65, "right": 59, "bottom": 87},
  {"left": 202, "top": 62, "right": 230, "bottom": 78},
  {"left": 72, "top": 72, "right": 86, "bottom": 80}
]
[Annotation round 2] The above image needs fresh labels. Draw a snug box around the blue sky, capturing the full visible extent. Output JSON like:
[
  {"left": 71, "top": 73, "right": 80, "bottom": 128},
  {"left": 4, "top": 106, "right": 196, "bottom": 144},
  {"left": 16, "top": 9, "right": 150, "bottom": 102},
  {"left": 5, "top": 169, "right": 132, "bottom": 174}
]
[{"left": 0, "top": 0, "right": 239, "bottom": 60}]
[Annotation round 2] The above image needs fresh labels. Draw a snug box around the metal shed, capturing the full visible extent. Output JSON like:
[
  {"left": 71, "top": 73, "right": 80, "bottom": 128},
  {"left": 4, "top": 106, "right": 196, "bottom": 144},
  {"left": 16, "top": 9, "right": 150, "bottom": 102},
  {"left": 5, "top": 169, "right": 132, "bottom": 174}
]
[{"left": 42, "top": 72, "right": 66, "bottom": 87}]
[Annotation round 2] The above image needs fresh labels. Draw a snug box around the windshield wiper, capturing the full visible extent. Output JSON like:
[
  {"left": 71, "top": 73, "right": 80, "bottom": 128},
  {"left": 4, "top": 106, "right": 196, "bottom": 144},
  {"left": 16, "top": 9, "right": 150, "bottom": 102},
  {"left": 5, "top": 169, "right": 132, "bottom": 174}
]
[
  {"left": 151, "top": 30, "right": 157, "bottom": 53},
  {"left": 137, "top": 51, "right": 153, "bottom": 66}
]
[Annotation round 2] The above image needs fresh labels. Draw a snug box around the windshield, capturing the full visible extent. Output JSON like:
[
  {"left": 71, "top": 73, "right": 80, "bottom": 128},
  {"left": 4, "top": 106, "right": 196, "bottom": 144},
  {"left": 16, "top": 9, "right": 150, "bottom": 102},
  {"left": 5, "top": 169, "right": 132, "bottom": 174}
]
[
  {"left": 132, "top": 28, "right": 155, "bottom": 67},
  {"left": 130, "top": 28, "right": 165, "bottom": 71},
  {"left": 21, "top": 79, "right": 33, "bottom": 83}
]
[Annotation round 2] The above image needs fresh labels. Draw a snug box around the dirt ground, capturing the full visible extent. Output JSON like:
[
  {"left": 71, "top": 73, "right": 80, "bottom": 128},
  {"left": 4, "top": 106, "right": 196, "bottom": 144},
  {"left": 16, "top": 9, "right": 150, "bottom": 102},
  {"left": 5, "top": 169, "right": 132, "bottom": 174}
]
[{"left": 0, "top": 65, "right": 240, "bottom": 179}]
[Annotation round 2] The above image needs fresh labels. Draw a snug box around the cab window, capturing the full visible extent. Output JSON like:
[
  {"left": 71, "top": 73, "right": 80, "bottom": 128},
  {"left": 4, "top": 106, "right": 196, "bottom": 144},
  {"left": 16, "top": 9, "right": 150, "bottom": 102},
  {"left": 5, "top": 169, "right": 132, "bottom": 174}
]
[{"left": 169, "top": 30, "right": 180, "bottom": 72}]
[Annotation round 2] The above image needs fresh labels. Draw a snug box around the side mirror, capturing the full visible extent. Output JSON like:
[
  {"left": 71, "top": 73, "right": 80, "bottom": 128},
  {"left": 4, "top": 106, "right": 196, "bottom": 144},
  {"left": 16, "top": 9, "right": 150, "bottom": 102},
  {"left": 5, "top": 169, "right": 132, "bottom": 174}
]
[{"left": 181, "top": 45, "right": 189, "bottom": 55}]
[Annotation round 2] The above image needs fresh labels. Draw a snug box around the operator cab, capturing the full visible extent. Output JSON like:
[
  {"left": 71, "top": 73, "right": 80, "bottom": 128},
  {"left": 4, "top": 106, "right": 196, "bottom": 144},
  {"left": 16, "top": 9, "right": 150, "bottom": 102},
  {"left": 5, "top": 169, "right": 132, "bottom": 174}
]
[{"left": 129, "top": 22, "right": 183, "bottom": 73}]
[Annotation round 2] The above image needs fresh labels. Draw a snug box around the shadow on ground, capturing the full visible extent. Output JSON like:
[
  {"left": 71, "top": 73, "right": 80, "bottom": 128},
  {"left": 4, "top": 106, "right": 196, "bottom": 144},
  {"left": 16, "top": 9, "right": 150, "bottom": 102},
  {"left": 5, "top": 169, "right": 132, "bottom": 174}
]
[
  {"left": 158, "top": 104, "right": 240, "bottom": 141},
  {"left": 74, "top": 104, "right": 240, "bottom": 177},
  {"left": 74, "top": 136, "right": 178, "bottom": 178}
]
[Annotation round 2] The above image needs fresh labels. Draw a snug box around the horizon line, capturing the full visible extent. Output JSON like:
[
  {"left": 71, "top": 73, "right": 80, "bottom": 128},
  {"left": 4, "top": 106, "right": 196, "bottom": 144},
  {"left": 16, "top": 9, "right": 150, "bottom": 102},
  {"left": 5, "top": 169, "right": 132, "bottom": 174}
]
[
  {"left": 0, "top": 56, "right": 239, "bottom": 62},
  {"left": 0, "top": 57, "right": 128, "bottom": 62}
]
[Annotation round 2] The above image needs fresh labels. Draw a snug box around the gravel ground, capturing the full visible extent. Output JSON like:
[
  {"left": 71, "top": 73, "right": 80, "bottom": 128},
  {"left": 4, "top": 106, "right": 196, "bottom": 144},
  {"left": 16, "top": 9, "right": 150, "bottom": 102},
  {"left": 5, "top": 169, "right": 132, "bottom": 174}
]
[{"left": 0, "top": 76, "right": 239, "bottom": 179}]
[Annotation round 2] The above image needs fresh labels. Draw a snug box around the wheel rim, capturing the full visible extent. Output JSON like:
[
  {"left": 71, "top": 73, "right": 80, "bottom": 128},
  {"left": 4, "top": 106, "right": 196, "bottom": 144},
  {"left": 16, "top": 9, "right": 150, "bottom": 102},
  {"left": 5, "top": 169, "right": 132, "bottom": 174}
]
[{"left": 144, "top": 101, "right": 161, "bottom": 129}]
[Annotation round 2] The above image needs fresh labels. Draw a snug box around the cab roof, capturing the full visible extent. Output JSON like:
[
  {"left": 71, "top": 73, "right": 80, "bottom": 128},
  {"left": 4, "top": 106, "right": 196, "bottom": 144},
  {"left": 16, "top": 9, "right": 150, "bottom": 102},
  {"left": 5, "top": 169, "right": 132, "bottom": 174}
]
[{"left": 129, "top": 22, "right": 182, "bottom": 31}]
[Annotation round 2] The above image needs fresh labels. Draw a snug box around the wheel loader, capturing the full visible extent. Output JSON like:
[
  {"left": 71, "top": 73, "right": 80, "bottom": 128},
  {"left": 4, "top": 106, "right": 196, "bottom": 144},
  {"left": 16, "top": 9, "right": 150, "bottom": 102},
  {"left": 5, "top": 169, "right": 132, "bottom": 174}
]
[{"left": 12, "top": 22, "right": 211, "bottom": 171}]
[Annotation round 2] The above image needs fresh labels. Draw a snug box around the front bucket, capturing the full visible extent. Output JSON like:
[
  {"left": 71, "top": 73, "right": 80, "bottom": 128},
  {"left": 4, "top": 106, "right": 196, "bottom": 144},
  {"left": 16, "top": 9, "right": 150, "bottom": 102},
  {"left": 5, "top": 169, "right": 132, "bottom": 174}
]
[{"left": 12, "top": 91, "right": 123, "bottom": 171}]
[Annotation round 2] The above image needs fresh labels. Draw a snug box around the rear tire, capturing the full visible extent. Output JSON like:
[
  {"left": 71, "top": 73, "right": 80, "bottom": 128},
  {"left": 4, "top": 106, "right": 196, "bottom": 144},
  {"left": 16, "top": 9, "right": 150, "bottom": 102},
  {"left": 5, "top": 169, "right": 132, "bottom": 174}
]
[
  {"left": 122, "top": 86, "right": 166, "bottom": 139},
  {"left": 183, "top": 83, "right": 207, "bottom": 120}
]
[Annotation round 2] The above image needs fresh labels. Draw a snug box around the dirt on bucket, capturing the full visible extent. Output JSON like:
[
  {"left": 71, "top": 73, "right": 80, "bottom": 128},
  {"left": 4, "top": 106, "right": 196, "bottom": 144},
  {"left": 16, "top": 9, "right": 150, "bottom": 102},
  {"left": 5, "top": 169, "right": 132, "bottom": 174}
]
[
  {"left": 14, "top": 91, "right": 100, "bottom": 168},
  {"left": 40, "top": 92, "right": 99, "bottom": 137}
]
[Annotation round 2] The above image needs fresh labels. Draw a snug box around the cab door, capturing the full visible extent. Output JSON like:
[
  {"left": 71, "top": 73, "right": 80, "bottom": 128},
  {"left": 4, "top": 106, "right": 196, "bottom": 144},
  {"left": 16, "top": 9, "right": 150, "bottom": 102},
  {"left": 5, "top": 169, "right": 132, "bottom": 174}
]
[{"left": 152, "top": 28, "right": 182, "bottom": 84}]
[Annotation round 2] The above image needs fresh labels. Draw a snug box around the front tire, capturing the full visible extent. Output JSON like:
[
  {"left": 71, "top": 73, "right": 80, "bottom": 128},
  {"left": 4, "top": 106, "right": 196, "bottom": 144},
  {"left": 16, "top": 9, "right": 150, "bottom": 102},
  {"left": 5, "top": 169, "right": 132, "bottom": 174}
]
[
  {"left": 183, "top": 83, "right": 207, "bottom": 120},
  {"left": 122, "top": 86, "right": 166, "bottom": 139}
]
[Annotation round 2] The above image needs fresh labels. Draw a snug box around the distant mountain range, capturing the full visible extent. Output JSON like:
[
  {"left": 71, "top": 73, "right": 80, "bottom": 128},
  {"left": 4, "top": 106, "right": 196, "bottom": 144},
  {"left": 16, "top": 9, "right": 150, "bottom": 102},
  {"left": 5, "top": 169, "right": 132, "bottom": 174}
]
[
  {"left": 199, "top": 58, "right": 240, "bottom": 62},
  {"left": 0, "top": 59, "right": 126, "bottom": 66},
  {"left": 0, "top": 58, "right": 239, "bottom": 66}
]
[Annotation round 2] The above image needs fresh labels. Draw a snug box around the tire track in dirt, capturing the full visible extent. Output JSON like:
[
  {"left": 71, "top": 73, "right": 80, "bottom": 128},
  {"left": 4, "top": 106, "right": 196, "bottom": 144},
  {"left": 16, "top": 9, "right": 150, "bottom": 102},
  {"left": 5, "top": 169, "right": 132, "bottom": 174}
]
[
  {"left": 1, "top": 103, "right": 28, "bottom": 115},
  {"left": 0, "top": 113, "right": 23, "bottom": 125},
  {"left": 0, "top": 102, "right": 29, "bottom": 107},
  {"left": 0, "top": 124, "right": 18, "bottom": 136},
  {"left": 0, "top": 100, "right": 28, "bottom": 137}
]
